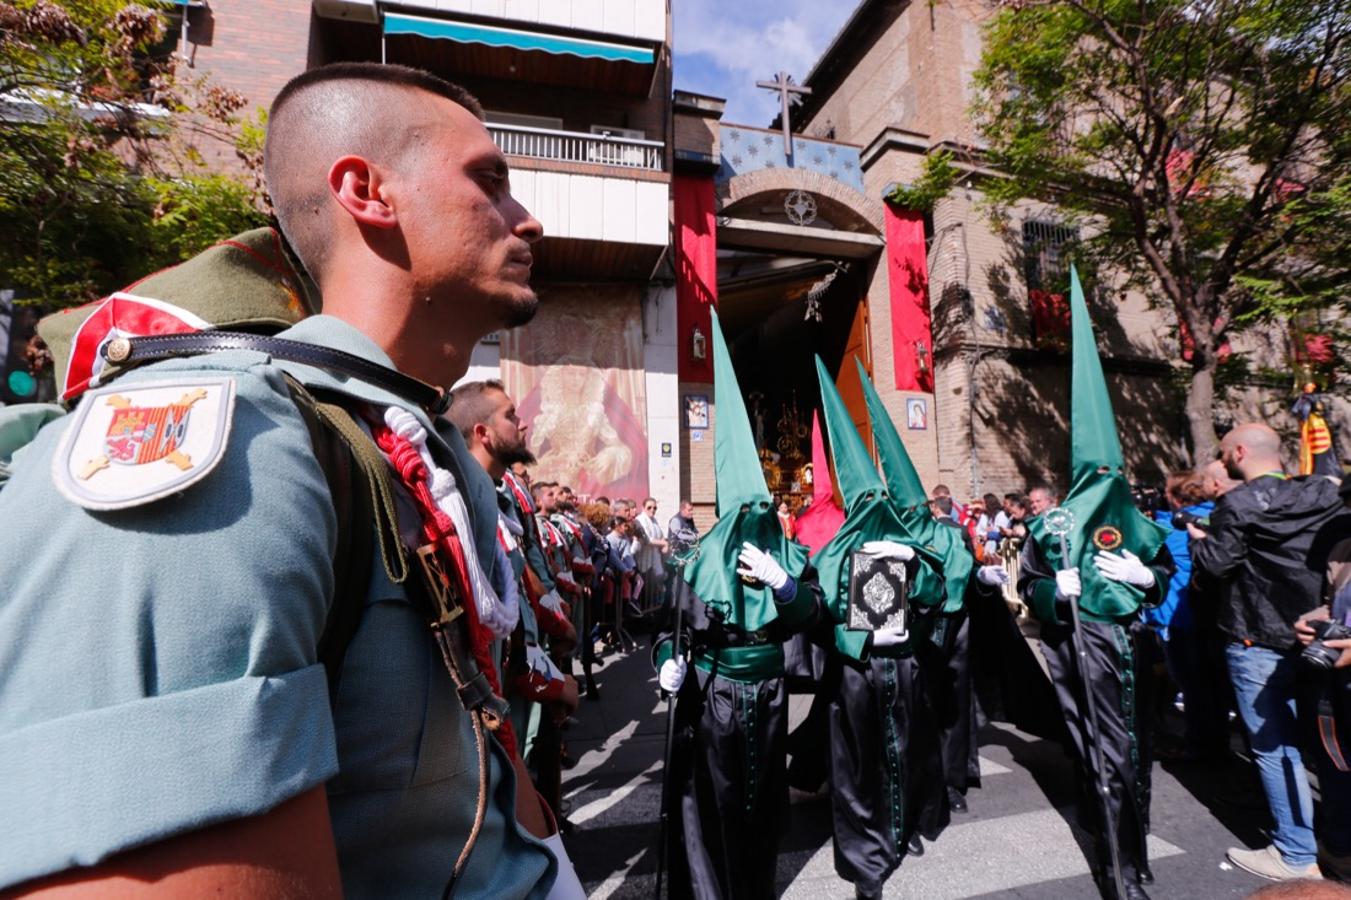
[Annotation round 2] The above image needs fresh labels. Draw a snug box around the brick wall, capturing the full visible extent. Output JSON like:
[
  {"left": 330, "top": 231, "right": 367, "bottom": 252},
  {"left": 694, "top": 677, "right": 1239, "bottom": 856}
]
[
  {"left": 178, "top": 0, "right": 313, "bottom": 167},
  {"left": 678, "top": 380, "right": 717, "bottom": 531},
  {"left": 805, "top": 12, "right": 915, "bottom": 145},
  {"left": 800, "top": 2, "right": 992, "bottom": 153},
  {"left": 673, "top": 113, "right": 719, "bottom": 161}
]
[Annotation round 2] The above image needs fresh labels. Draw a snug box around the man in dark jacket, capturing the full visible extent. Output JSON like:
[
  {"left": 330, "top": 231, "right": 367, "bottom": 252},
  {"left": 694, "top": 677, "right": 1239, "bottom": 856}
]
[{"left": 1191, "top": 422, "right": 1348, "bottom": 883}]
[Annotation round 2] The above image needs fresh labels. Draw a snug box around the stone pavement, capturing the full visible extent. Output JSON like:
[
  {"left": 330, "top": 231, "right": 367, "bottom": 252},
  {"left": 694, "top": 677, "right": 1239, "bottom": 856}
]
[{"left": 557, "top": 643, "right": 1291, "bottom": 899}]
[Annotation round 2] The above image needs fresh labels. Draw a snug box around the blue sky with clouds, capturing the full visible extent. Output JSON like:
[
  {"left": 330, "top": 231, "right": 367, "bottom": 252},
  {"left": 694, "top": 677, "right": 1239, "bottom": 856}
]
[{"left": 672, "top": 0, "right": 861, "bottom": 127}]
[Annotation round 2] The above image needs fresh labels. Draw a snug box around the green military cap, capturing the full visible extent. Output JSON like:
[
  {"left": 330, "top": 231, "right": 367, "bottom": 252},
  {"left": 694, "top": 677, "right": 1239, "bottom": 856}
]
[{"left": 39, "top": 227, "right": 318, "bottom": 400}]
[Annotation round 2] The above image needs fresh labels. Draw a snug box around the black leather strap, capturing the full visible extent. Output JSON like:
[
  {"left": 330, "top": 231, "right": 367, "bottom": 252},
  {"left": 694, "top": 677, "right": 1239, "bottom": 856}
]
[{"left": 103, "top": 331, "right": 449, "bottom": 415}]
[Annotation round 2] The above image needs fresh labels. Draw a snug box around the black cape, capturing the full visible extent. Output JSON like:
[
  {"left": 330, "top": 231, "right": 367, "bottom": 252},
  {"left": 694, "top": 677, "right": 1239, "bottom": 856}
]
[
  {"left": 656, "top": 567, "right": 824, "bottom": 899},
  {"left": 1018, "top": 537, "right": 1175, "bottom": 893}
]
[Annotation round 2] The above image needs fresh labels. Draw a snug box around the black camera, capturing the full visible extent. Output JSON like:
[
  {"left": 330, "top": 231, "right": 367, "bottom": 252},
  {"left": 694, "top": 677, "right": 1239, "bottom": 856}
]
[
  {"left": 1302, "top": 619, "right": 1351, "bottom": 671},
  {"left": 1132, "top": 484, "right": 1163, "bottom": 514},
  {"left": 1172, "top": 510, "right": 1210, "bottom": 532}
]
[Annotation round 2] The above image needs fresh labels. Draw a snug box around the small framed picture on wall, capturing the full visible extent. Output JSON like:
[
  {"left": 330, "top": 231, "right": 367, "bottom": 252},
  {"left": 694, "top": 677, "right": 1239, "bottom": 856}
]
[
  {"left": 906, "top": 398, "right": 927, "bottom": 430},
  {"left": 685, "top": 394, "right": 709, "bottom": 429}
]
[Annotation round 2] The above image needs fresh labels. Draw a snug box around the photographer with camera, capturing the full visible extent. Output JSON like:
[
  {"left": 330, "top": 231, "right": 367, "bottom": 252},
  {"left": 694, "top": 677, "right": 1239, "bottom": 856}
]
[
  {"left": 1190, "top": 423, "right": 1350, "bottom": 883},
  {"left": 1294, "top": 475, "right": 1351, "bottom": 881}
]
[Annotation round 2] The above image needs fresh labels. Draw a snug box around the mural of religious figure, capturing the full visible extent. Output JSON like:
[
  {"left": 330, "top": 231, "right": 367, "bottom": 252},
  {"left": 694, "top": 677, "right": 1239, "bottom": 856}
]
[{"left": 500, "top": 286, "right": 650, "bottom": 500}]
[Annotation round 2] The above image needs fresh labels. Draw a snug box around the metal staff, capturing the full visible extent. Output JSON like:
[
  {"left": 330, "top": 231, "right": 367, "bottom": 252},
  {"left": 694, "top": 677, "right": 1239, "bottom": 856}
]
[
  {"left": 1045, "top": 509, "right": 1125, "bottom": 900},
  {"left": 655, "top": 545, "right": 696, "bottom": 900}
]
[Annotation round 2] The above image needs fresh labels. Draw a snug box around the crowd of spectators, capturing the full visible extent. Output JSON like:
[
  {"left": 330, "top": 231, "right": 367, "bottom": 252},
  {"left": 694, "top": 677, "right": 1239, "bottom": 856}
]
[
  {"left": 532, "top": 430, "right": 1350, "bottom": 886},
  {"left": 955, "top": 423, "right": 1351, "bottom": 885}
]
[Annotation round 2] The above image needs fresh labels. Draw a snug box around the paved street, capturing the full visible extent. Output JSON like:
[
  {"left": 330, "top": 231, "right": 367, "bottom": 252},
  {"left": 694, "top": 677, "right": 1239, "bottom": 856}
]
[{"left": 559, "top": 643, "right": 1284, "bottom": 899}]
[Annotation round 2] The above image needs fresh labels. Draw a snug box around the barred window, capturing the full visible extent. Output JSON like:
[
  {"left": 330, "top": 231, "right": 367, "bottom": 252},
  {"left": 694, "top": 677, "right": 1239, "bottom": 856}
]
[
  {"left": 1022, "top": 219, "right": 1078, "bottom": 349},
  {"left": 1022, "top": 219, "right": 1078, "bottom": 293}
]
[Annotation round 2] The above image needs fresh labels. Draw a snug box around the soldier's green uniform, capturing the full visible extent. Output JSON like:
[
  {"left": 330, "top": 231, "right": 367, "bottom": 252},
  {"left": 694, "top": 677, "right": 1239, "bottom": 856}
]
[{"left": 0, "top": 234, "right": 556, "bottom": 897}]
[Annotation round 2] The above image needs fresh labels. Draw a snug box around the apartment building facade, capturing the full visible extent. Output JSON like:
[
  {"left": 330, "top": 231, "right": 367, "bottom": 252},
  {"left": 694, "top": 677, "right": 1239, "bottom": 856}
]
[{"left": 172, "top": 0, "right": 685, "bottom": 511}]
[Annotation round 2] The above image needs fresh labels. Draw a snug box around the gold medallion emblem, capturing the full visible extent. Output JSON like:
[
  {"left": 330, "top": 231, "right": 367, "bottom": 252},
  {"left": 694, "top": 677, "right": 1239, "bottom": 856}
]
[{"left": 1092, "top": 525, "right": 1124, "bottom": 551}]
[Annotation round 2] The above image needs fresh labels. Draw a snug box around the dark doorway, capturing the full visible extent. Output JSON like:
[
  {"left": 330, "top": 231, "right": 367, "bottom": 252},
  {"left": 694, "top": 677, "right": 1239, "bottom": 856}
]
[{"left": 717, "top": 248, "right": 876, "bottom": 509}]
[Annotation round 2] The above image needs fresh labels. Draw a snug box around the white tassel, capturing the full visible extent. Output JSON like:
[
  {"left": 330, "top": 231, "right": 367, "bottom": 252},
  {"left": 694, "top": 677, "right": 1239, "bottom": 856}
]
[{"left": 383, "top": 406, "right": 518, "bottom": 639}]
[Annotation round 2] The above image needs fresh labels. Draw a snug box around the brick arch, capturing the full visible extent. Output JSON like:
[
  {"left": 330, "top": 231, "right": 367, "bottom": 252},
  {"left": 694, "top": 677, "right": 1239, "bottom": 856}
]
[{"left": 715, "top": 167, "right": 885, "bottom": 235}]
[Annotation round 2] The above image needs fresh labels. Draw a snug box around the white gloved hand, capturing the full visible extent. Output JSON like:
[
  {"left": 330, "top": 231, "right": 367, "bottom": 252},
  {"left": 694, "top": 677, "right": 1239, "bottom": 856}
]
[
  {"left": 1093, "top": 549, "right": 1155, "bottom": 588},
  {"left": 861, "top": 540, "right": 916, "bottom": 562},
  {"left": 871, "top": 625, "right": 911, "bottom": 648},
  {"left": 526, "top": 644, "right": 564, "bottom": 683},
  {"left": 737, "top": 542, "right": 789, "bottom": 591},
  {"left": 977, "top": 565, "right": 1010, "bottom": 587},
  {"left": 659, "top": 657, "right": 687, "bottom": 693},
  {"left": 542, "top": 832, "right": 587, "bottom": 900},
  {"left": 1054, "top": 567, "right": 1082, "bottom": 601},
  {"left": 572, "top": 557, "right": 588, "bottom": 568},
  {"left": 539, "top": 589, "right": 565, "bottom": 614}
]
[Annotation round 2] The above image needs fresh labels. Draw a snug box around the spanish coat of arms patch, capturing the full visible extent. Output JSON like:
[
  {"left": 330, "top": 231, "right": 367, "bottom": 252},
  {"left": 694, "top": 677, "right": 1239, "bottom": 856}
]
[{"left": 52, "top": 377, "right": 236, "bottom": 510}]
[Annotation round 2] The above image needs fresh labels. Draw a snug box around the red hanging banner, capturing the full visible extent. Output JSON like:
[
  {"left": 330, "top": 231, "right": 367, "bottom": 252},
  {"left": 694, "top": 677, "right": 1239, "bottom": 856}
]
[
  {"left": 674, "top": 174, "right": 717, "bottom": 383},
  {"left": 884, "top": 206, "right": 935, "bottom": 392}
]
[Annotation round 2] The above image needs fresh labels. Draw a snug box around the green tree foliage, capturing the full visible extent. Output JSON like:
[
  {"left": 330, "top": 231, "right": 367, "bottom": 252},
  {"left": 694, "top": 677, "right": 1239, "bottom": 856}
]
[
  {"left": 885, "top": 149, "right": 958, "bottom": 212},
  {"left": 974, "top": 0, "right": 1350, "bottom": 460},
  {"left": 0, "top": 1, "right": 266, "bottom": 309}
]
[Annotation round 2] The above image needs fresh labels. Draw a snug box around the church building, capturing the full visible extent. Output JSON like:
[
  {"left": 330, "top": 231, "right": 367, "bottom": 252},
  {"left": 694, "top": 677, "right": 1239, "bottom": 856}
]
[{"left": 104, "top": 0, "right": 1331, "bottom": 525}]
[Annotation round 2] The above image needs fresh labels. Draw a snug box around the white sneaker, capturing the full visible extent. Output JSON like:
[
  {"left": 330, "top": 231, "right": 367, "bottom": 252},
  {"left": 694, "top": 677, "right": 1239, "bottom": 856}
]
[{"left": 1226, "top": 845, "right": 1323, "bottom": 882}]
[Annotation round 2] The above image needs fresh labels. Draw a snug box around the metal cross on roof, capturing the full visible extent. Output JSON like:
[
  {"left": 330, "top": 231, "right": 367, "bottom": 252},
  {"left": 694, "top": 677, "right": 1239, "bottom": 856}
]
[{"left": 756, "top": 71, "right": 811, "bottom": 157}]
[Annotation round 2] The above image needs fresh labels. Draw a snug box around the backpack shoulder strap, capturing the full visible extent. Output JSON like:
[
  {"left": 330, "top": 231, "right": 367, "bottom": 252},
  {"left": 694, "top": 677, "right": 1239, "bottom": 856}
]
[{"left": 282, "top": 375, "right": 408, "bottom": 696}]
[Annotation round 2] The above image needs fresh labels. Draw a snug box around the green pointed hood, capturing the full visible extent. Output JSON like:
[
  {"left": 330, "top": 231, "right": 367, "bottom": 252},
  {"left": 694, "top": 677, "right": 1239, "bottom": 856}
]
[
  {"left": 1068, "top": 265, "right": 1125, "bottom": 489},
  {"left": 712, "top": 308, "right": 771, "bottom": 514},
  {"left": 1027, "top": 264, "right": 1168, "bottom": 621},
  {"left": 810, "top": 356, "right": 945, "bottom": 660},
  {"left": 815, "top": 356, "right": 884, "bottom": 513},
  {"left": 682, "top": 312, "right": 808, "bottom": 633},
  {"left": 856, "top": 357, "right": 925, "bottom": 506},
  {"left": 856, "top": 357, "right": 973, "bottom": 612}
]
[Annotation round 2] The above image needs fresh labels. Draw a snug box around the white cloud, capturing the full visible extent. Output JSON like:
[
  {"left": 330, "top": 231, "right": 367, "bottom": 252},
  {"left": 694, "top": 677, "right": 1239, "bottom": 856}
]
[{"left": 673, "top": 0, "right": 859, "bottom": 126}]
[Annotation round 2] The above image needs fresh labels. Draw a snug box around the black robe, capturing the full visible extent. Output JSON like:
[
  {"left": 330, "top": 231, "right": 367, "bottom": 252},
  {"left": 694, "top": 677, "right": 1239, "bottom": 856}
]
[
  {"left": 656, "top": 568, "right": 824, "bottom": 900},
  {"left": 826, "top": 597, "right": 949, "bottom": 896},
  {"left": 1018, "top": 537, "right": 1175, "bottom": 896},
  {"left": 917, "top": 605, "right": 980, "bottom": 796}
]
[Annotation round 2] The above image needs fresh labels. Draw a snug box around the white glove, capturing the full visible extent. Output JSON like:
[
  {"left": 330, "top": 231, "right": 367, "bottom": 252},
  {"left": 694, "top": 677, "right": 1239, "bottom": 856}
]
[
  {"left": 861, "top": 540, "right": 916, "bottom": 562},
  {"left": 659, "top": 657, "right": 687, "bottom": 693},
  {"left": 526, "top": 644, "right": 564, "bottom": 683},
  {"left": 737, "top": 542, "right": 789, "bottom": 591},
  {"left": 572, "top": 557, "right": 588, "bottom": 568},
  {"left": 871, "top": 625, "right": 910, "bottom": 648},
  {"left": 539, "top": 588, "right": 565, "bottom": 614},
  {"left": 1054, "top": 567, "right": 1081, "bottom": 601},
  {"left": 542, "top": 832, "right": 587, "bottom": 900},
  {"left": 1094, "top": 549, "right": 1154, "bottom": 588},
  {"left": 977, "top": 565, "right": 1009, "bottom": 586}
]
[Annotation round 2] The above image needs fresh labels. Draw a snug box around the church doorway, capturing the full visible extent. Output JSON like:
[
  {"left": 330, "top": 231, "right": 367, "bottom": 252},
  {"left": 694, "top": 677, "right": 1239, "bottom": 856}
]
[{"left": 717, "top": 244, "right": 876, "bottom": 511}]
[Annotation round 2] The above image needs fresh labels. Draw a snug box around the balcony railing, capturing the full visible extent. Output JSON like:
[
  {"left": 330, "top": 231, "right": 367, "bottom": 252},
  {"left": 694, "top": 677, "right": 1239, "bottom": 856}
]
[{"left": 489, "top": 123, "right": 664, "bottom": 172}]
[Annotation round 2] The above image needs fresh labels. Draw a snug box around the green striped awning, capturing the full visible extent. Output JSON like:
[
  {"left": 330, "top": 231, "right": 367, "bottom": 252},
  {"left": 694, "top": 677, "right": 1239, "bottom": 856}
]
[{"left": 383, "top": 13, "right": 655, "bottom": 64}]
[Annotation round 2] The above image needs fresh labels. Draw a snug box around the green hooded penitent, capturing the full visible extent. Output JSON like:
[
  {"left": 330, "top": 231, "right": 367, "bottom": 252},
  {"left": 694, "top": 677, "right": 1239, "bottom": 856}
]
[
  {"left": 810, "top": 356, "right": 944, "bottom": 660},
  {"left": 681, "top": 311, "right": 809, "bottom": 634},
  {"left": 1026, "top": 265, "right": 1168, "bottom": 622},
  {"left": 857, "top": 358, "right": 973, "bottom": 613}
]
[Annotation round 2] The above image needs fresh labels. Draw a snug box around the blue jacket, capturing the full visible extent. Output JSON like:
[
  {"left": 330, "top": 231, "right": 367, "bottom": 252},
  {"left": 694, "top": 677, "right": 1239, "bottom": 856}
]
[{"left": 1147, "top": 502, "right": 1213, "bottom": 634}]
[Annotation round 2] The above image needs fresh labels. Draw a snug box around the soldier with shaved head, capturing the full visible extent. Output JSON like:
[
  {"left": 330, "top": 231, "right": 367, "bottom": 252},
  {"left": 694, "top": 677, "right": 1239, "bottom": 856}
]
[
  {"left": 1192, "top": 421, "right": 1351, "bottom": 883},
  {"left": 0, "top": 62, "right": 586, "bottom": 899}
]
